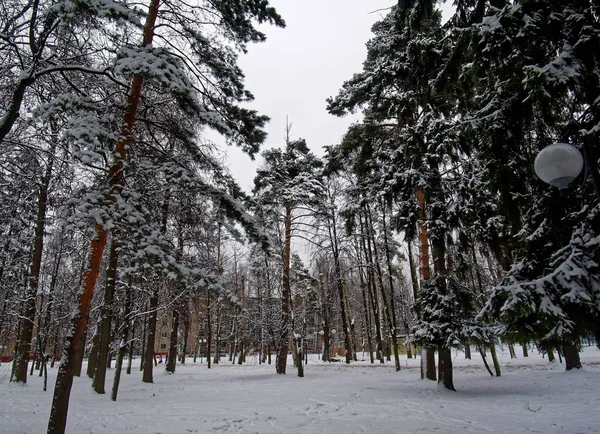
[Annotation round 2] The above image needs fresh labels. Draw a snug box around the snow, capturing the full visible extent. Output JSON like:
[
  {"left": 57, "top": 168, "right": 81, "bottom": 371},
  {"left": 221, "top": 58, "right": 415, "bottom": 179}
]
[{"left": 1, "top": 346, "right": 599, "bottom": 433}]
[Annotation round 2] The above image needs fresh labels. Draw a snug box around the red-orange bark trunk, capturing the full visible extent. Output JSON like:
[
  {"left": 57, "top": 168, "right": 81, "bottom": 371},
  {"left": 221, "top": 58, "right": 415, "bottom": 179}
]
[{"left": 47, "top": 2, "right": 160, "bottom": 432}]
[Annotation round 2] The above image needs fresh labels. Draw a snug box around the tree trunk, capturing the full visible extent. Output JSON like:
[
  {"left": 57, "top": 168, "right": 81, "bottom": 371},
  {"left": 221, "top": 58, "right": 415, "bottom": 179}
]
[
  {"left": 180, "top": 308, "right": 189, "bottom": 364},
  {"left": 372, "top": 203, "right": 401, "bottom": 371},
  {"left": 13, "top": 141, "right": 55, "bottom": 383},
  {"left": 93, "top": 239, "right": 118, "bottom": 393},
  {"left": 416, "top": 188, "right": 436, "bottom": 381},
  {"left": 355, "top": 241, "right": 374, "bottom": 364},
  {"left": 111, "top": 281, "right": 130, "bottom": 401},
  {"left": 438, "top": 347, "right": 455, "bottom": 391},
  {"left": 296, "top": 335, "right": 304, "bottom": 377},
  {"left": 213, "top": 302, "right": 221, "bottom": 365},
  {"left": 563, "top": 342, "right": 582, "bottom": 370},
  {"left": 329, "top": 206, "right": 353, "bottom": 364},
  {"left": 86, "top": 330, "right": 100, "bottom": 379},
  {"left": 140, "top": 312, "right": 147, "bottom": 372},
  {"left": 73, "top": 325, "right": 88, "bottom": 377},
  {"left": 0, "top": 74, "right": 35, "bottom": 144},
  {"left": 360, "top": 214, "right": 384, "bottom": 363},
  {"left": 206, "top": 291, "right": 212, "bottom": 369},
  {"left": 276, "top": 201, "right": 292, "bottom": 374},
  {"left": 522, "top": 342, "right": 529, "bottom": 357},
  {"left": 508, "top": 343, "right": 516, "bottom": 359},
  {"left": 166, "top": 308, "right": 179, "bottom": 373},
  {"left": 489, "top": 343, "right": 501, "bottom": 377},
  {"left": 479, "top": 345, "right": 494, "bottom": 377},
  {"left": 47, "top": 1, "right": 160, "bottom": 430},
  {"left": 126, "top": 319, "right": 135, "bottom": 375},
  {"left": 142, "top": 285, "right": 159, "bottom": 383},
  {"left": 464, "top": 342, "right": 471, "bottom": 359}
]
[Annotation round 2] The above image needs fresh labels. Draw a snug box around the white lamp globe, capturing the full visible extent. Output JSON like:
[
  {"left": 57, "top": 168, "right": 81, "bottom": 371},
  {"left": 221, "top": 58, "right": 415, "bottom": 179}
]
[{"left": 534, "top": 143, "right": 584, "bottom": 190}]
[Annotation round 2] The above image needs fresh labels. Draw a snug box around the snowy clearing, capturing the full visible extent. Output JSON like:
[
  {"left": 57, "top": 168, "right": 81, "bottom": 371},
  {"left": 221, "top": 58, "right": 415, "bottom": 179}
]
[{"left": 1, "top": 346, "right": 599, "bottom": 434}]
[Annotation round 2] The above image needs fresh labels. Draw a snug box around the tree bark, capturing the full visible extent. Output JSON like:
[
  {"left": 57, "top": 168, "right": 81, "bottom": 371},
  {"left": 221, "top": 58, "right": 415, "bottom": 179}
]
[
  {"left": 13, "top": 140, "right": 55, "bottom": 383},
  {"left": 438, "top": 347, "right": 456, "bottom": 391},
  {"left": 563, "top": 342, "right": 582, "bottom": 370},
  {"left": 416, "top": 188, "right": 436, "bottom": 381},
  {"left": 93, "top": 239, "right": 118, "bottom": 393},
  {"left": 86, "top": 331, "right": 100, "bottom": 379},
  {"left": 47, "top": 1, "right": 160, "bottom": 430},
  {"left": 373, "top": 203, "right": 401, "bottom": 371},
  {"left": 166, "top": 309, "right": 179, "bottom": 373},
  {"left": 180, "top": 308, "right": 189, "bottom": 364},
  {"left": 142, "top": 282, "right": 159, "bottom": 383},
  {"left": 328, "top": 198, "right": 352, "bottom": 364},
  {"left": 490, "top": 343, "right": 501, "bottom": 377},
  {"left": 479, "top": 345, "right": 494, "bottom": 377},
  {"left": 360, "top": 214, "right": 384, "bottom": 363},
  {"left": 276, "top": 201, "right": 292, "bottom": 374},
  {"left": 508, "top": 343, "right": 516, "bottom": 359},
  {"left": 0, "top": 75, "right": 35, "bottom": 144},
  {"left": 111, "top": 281, "right": 130, "bottom": 401}
]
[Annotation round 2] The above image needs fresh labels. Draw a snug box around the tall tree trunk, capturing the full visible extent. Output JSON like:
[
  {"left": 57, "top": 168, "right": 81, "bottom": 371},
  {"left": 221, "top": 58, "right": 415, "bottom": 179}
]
[
  {"left": 438, "top": 348, "right": 456, "bottom": 391},
  {"left": 213, "top": 223, "right": 222, "bottom": 365},
  {"left": 479, "top": 345, "right": 494, "bottom": 377},
  {"left": 328, "top": 198, "right": 353, "bottom": 364},
  {"left": 142, "top": 284, "right": 159, "bottom": 383},
  {"left": 47, "top": 2, "right": 159, "bottom": 431},
  {"left": 13, "top": 141, "right": 55, "bottom": 383},
  {"left": 139, "top": 310, "right": 147, "bottom": 372},
  {"left": 73, "top": 325, "right": 88, "bottom": 377},
  {"left": 93, "top": 239, "right": 119, "bottom": 393},
  {"left": 166, "top": 308, "right": 179, "bottom": 373},
  {"left": 39, "top": 243, "right": 62, "bottom": 372},
  {"left": 86, "top": 330, "right": 100, "bottom": 379},
  {"left": 180, "top": 308, "right": 189, "bottom": 364},
  {"left": 143, "top": 195, "right": 169, "bottom": 381},
  {"left": 563, "top": 342, "right": 582, "bottom": 370},
  {"left": 371, "top": 203, "right": 401, "bottom": 371},
  {"left": 358, "top": 261, "right": 374, "bottom": 364},
  {"left": 489, "top": 343, "right": 501, "bottom": 377},
  {"left": 416, "top": 188, "right": 437, "bottom": 381},
  {"left": 111, "top": 281, "right": 131, "bottom": 401},
  {"left": 360, "top": 214, "right": 384, "bottom": 363},
  {"left": 276, "top": 201, "right": 292, "bottom": 374},
  {"left": 126, "top": 319, "right": 135, "bottom": 375},
  {"left": 0, "top": 74, "right": 35, "bottom": 144},
  {"left": 206, "top": 291, "right": 212, "bottom": 369},
  {"left": 465, "top": 342, "right": 472, "bottom": 359},
  {"left": 213, "top": 302, "right": 222, "bottom": 364}
]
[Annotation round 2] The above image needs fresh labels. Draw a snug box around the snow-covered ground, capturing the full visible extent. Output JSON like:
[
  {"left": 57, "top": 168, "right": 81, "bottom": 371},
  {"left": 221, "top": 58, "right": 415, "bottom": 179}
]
[{"left": 1, "top": 345, "right": 599, "bottom": 433}]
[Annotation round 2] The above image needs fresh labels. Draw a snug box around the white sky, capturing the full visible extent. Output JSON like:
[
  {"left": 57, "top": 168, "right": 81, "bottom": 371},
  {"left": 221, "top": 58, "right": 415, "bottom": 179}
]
[
  {"left": 217, "top": 0, "right": 452, "bottom": 192},
  {"left": 217, "top": 0, "right": 396, "bottom": 192}
]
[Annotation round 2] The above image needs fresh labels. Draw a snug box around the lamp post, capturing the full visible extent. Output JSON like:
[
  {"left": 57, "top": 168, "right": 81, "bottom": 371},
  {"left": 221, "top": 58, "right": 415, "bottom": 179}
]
[{"left": 534, "top": 142, "right": 600, "bottom": 200}]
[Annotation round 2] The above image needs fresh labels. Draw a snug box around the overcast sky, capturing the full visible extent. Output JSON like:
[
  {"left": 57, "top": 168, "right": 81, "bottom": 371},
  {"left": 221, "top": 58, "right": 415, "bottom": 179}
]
[{"left": 217, "top": 0, "right": 397, "bottom": 192}]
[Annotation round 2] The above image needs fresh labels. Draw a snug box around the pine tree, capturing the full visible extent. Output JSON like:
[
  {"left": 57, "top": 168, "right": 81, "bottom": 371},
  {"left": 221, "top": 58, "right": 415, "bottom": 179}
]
[{"left": 253, "top": 126, "right": 323, "bottom": 375}]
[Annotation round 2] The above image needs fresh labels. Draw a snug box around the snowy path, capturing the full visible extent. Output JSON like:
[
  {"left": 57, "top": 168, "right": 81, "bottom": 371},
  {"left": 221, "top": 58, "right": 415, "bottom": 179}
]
[{"left": 1, "top": 346, "right": 599, "bottom": 433}]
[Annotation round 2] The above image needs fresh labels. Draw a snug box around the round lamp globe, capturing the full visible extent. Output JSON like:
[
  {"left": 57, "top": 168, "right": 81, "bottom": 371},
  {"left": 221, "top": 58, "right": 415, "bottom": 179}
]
[{"left": 534, "top": 143, "right": 584, "bottom": 190}]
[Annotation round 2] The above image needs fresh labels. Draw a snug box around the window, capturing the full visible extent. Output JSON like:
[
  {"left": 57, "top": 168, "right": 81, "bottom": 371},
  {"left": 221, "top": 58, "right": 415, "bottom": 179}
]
[
  {"left": 160, "top": 343, "right": 167, "bottom": 350},
  {"left": 161, "top": 332, "right": 167, "bottom": 338},
  {"left": 162, "top": 320, "right": 168, "bottom": 326}
]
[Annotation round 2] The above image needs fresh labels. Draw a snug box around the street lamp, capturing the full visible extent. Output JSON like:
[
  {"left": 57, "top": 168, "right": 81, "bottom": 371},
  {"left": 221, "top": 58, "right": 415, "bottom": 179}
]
[
  {"left": 534, "top": 142, "right": 600, "bottom": 200},
  {"left": 534, "top": 143, "right": 583, "bottom": 191}
]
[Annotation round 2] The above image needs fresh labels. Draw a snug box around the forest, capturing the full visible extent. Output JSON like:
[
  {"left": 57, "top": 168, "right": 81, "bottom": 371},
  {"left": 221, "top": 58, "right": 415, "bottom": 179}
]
[{"left": 1, "top": 0, "right": 599, "bottom": 433}]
